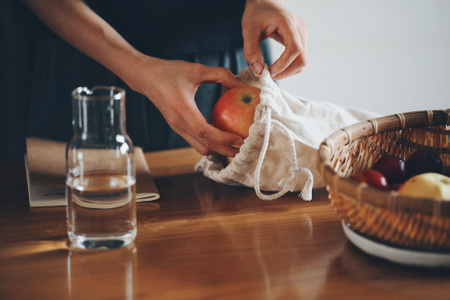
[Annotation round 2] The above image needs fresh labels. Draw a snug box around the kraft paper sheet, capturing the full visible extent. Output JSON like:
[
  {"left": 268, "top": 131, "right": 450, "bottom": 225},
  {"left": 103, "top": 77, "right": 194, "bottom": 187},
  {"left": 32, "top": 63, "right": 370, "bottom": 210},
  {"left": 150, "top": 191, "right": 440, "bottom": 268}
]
[{"left": 25, "top": 137, "right": 159, "bottom": 207}]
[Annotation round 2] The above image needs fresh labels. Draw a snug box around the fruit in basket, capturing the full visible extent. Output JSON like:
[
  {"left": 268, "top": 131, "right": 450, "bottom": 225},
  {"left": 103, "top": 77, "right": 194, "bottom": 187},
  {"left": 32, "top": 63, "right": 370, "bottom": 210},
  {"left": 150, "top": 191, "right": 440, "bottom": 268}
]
[
  {"left": 406, "top": 149, "right": 443, "bottom": 177},
  {"left": 211, "top": 86, "right": 261, "bottom": 139},
  {"left": 398, "top": 172, "right": 450, "bottom": 200},
  {"left": 388, "top": 183, "right": 403, "bottom": 191},
  {"left": 353, "top": 169, "right": 389, "bottom": 190},
  {"left": 372, "top": 155, "right": 407, "bottom": 185}
]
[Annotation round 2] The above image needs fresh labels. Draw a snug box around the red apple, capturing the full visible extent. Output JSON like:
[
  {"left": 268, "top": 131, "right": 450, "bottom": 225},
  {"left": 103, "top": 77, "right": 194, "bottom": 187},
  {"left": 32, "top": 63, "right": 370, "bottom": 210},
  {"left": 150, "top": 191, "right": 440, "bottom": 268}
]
[
  {"left": 211, "top": 86, "right": 261, "bottom": 139},
  {"left": 406, "top": 149, "right": 443, "bottom": 178},
  {"left": 388, "top": 183, "right": 403, "bottom": 191},
  {"left": 372, "top": 155, "right": 407, "bottom": 185},
  {"left": 353, "top": 169, "right": 389, "bottom": 190}
]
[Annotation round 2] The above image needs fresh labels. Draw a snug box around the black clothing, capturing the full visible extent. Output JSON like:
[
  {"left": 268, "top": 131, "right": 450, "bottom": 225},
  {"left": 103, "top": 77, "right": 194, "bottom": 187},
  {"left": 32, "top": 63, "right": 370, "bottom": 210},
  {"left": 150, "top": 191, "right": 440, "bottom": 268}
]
[{"left": 0, "top": 0, "right": 271, "bottom": 160}]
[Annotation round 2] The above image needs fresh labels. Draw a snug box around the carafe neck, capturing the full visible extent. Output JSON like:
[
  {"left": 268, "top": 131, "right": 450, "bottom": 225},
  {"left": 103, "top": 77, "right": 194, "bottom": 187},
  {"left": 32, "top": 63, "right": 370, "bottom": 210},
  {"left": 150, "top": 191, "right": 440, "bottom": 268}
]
[{"left": 72, "top": 87, "right": 127, "bottom": 143}]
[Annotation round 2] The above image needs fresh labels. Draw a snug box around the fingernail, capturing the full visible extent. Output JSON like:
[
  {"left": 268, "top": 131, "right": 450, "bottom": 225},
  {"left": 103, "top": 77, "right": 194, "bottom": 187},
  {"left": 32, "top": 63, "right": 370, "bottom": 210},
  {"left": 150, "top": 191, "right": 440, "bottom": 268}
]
[
  {"left": 269, "top": 67, "right": 279, "bottom": 79},
  {"left": 234, "top": 138, "right": 244, "bottom": 146},
  {"left": 252, "top": 62, "right": 263, "bottom": 75}
]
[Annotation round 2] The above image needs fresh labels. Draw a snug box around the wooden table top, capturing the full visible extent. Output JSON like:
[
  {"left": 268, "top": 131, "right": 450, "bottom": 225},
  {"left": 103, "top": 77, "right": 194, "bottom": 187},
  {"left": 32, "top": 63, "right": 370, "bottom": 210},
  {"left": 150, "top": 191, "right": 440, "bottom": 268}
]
[{"left": 1, "top": 148, "right": 449, "bottom": 300}]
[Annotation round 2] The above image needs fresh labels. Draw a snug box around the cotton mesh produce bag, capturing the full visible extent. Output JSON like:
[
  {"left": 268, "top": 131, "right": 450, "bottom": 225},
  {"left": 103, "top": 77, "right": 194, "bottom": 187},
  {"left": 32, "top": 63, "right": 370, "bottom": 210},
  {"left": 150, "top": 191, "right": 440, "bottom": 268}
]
[{"left": 195, "top": 66, "right": 379, "bottom": 200}]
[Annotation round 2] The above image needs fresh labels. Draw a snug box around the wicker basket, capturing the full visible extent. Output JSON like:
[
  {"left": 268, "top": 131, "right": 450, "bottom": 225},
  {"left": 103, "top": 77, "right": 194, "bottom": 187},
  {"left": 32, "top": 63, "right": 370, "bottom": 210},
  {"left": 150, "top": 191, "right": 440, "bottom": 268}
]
[{"left": 318, "top": 109, "right": 450, "bottom": 252}]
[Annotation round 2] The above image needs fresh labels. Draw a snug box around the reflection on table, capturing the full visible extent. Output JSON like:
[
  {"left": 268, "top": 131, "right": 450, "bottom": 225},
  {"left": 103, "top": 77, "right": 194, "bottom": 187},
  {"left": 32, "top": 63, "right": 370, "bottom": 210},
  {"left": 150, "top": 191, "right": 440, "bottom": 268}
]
[{"left": 0, "top": 148, "right": 449, "bottom": 299}]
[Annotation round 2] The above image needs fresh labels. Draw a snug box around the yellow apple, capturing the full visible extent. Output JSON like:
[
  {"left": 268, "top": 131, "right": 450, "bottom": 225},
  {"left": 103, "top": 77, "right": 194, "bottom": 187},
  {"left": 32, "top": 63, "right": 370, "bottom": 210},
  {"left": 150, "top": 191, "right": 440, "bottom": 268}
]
[
  {"left": 211, "top": 86, "right": 261, "bottom": 139},
  {"left": 398, "top": 173, "right": 450, "bottom": 200}
]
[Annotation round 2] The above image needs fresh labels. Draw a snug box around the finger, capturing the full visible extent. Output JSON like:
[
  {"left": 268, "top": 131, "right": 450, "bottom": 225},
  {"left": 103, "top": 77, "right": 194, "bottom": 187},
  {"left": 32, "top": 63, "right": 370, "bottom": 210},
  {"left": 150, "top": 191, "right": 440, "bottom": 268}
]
[
  {"left": 199, "top": 66, "right": 246, "bottom": 88},
  {"left": 271, "top": 56, "right": 304, "bottom": 80},
  {"left": 165, "top": 115, "right": 215, "bottom": 156},
  {"left": 208, "top": 142, "right": 241, "bottom": 157},
  {"left": 190, "top": 118, "right": 244, "bottom": 150},
  {"left": 272, "top": 21, "right": 309, "bottom": 80},
  {"left": 242, "top": 25, "right": 265, "bottom": 75},
  {"left": 179, "top": 131, "right": 214, "bottom": 156},
  {"left": 176, "top": 122, "right": 242, "bottom": 157},
  {"left": 168, "top": 101, "right": 244, "bottom": 156},
  {"left": 268, "top": 20, "right": 304, "bottom": 78}
]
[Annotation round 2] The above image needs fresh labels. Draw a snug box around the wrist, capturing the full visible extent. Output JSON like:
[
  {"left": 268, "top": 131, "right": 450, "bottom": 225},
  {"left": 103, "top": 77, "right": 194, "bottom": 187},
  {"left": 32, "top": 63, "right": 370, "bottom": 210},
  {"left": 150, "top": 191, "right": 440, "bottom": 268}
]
[{"left": 116, "top": 53, "right": 157, "bottom": 94}]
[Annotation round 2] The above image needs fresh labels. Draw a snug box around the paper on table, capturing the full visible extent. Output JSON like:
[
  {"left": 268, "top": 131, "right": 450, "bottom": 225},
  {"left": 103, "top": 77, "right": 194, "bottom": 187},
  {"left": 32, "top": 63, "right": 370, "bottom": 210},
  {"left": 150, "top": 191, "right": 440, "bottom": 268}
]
[{"left": 25, "top": 137, "right": 160, "bottom": 207}]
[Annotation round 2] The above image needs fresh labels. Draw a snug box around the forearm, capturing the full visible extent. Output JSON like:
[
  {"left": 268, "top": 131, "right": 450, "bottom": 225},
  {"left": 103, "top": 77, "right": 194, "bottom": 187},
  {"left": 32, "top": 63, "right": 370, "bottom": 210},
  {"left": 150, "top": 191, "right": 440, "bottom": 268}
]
[
  {"left": 21, "top": 0, "right": 255, "bottom": 157},
  {"left": 22, "top": 0, "right": 148, "bottom": 89},
  {"left": 246, "top": 0, "right": 285, "bottom": 8}
]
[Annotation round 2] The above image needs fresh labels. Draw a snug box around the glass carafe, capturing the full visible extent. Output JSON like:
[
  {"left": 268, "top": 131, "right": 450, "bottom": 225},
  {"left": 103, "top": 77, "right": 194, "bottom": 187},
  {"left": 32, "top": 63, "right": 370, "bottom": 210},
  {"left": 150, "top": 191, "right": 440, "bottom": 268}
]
[{"left": 66, "top": 86, "right": 136, "bottom": 250}]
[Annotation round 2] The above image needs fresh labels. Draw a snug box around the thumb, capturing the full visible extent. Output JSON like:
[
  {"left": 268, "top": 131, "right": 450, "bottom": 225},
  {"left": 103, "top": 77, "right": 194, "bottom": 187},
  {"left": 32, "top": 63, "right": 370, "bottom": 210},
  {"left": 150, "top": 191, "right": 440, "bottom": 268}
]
[
  {"left": 243, "top": 31, "right": 265, "bottom": 75},
  {"left": 200, "top": 66, "right": 246, "bottom": 88}
]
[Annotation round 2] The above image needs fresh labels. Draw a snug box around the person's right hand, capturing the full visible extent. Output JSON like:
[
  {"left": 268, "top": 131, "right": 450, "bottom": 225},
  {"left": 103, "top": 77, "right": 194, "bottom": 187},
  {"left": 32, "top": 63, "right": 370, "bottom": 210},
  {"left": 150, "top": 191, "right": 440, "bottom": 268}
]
[{"left": 129, "top": 56, "right": 247, "bottom": 157}]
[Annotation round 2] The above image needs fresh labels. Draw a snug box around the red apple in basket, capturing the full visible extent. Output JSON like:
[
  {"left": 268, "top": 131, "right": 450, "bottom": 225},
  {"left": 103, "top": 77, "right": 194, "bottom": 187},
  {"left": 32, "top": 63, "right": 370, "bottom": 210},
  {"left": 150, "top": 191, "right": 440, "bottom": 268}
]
[
  {"left": 406, "top": 149, "right": 443, "bottom": 178},
  {"left": 372, "top": 155, "right": 407, "bottom": 185},
  {"left": 353, "top": 169, "right": 389, "bottom": 190},
  {"left": 211, "top": 86, "right": 261, "bottom": 139}
]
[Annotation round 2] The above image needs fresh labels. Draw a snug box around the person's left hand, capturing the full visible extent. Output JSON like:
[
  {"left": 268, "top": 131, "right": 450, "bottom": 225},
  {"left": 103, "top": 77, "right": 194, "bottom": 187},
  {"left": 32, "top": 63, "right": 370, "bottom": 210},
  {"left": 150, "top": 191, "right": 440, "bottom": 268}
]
[{"left": 242, "top": 0, "right": 309, "bottom": 80}]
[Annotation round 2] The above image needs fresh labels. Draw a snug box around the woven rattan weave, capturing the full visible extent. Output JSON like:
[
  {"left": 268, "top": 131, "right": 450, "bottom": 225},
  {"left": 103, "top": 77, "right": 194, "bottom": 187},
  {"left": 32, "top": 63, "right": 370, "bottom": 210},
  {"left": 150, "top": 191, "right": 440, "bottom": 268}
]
[{"left": 318, "top": 110, "right": 450, "bottom": 252}]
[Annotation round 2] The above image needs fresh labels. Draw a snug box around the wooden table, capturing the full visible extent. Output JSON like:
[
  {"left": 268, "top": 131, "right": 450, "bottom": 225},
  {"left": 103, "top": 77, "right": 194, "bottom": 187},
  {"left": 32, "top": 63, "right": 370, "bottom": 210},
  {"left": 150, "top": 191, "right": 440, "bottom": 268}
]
[{"left": 1, "top": 148, "right": 449, "bottom": 300}]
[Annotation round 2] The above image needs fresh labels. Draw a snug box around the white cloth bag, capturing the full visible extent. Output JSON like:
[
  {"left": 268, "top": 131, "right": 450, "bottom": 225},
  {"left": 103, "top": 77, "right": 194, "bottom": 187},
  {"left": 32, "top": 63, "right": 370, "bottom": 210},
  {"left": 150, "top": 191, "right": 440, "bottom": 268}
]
[{"left": 195, "top": 66, "right": 379, "bottom": 201}]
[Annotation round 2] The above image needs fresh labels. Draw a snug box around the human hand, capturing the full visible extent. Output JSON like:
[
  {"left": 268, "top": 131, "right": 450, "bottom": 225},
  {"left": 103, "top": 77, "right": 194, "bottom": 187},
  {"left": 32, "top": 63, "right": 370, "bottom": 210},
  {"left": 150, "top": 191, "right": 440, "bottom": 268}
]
[
  {"left": 130, "top": 57, "right": 246, "bottom": 157},
  {"left": 23, "top": 0, "right": 250, "bottom": 157},
  {"left": 242, "top": 0, "right": 309, "bottom": 80}
]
